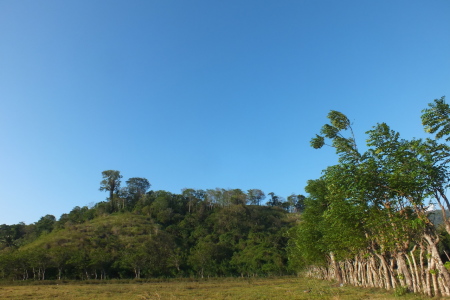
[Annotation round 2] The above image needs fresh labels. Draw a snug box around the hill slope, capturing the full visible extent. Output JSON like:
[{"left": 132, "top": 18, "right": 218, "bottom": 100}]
[{"left": 0, "top": 202, "right": 296, "bottom": 280}]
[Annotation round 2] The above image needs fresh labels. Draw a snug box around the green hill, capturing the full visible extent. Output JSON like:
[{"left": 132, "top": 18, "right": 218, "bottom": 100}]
[{"left": 0, "top": 190, "right": 297, "bottom": 280}]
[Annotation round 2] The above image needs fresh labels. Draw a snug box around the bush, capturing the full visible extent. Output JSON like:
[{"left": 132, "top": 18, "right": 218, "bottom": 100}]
[{"left": 393, "top": 285, "right": 408, "bottom": 297}]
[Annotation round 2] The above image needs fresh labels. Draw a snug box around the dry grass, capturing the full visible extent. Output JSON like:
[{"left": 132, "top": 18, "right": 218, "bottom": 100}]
[{"left": 0, "top": 276, "right": 438, "bottom": 299}]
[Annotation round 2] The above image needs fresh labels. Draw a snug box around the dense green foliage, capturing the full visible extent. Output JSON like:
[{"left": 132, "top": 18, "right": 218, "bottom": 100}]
[
  {"left": 0, "top": 185, "right": 300, "bottom": 280},
  {"left": 288, "top": 96, "right": 450, "bottom": 297}
]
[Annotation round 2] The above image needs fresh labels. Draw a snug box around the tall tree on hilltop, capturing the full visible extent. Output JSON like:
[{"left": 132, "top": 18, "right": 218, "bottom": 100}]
[
  {"left": 99, "top": 170, "right": 122, "bottom": 209},
  {"left": 247, "top": 189, "right": 265, "bottom": 205},
  {"left": 125, "top": 177, "right": 151, "bottom": 209},
  {"left": 287, "top": 194, "right": 305, "bottom": 213},
  {"left": 126, "top": 177, "right": 150, "bottom": 196},
  {"left": 267, "top": 192, "right": 283, "bottom": 207}
]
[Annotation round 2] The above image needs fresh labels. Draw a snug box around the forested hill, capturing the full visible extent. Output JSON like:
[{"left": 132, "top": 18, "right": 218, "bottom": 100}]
[
  {"left": 0, "top": 187, "right": 301, "bottom": 280},
  {"left": 428, "top": 209, "right": 450, "bottom": 227}
]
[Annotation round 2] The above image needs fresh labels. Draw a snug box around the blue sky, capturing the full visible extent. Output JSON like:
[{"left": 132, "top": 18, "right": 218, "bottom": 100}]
[{"left": 1, "top": 1, "right": 449, "bottom": 225}]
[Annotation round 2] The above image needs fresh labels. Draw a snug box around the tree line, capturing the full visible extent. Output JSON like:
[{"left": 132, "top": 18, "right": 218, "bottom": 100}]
[
  {"left": 288, "top": 96, "right": 450, "bottom": 297},
  {"left": 0, "top": 177, "right": 303, "bottom": 280}
]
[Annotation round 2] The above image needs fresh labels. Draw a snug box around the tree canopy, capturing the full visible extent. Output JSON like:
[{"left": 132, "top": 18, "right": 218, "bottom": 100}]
[
  {"left": 0, "top": 173, "right": 297, "bottom": 281},
  {"left": 288, "top": 96, "right": 450, "bottom": 297}
]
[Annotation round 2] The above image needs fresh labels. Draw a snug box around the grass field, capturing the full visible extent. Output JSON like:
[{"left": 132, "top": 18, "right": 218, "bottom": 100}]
[{"left": 0, "top": 276, "right": 438, "bottom": 299}]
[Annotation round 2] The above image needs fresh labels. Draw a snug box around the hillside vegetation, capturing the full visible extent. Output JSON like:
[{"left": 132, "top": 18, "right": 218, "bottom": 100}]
[{"left": 0, "top": 187, "right": 300, "bottom": 280}]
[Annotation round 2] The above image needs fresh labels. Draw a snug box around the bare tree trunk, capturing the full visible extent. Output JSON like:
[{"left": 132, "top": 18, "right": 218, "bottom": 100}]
[
  {"left": 397, "top": 252, "right": 413, "bottom": 291},
  {"left": 389, "top": 257, "right": 397, "bottom": 289},
  {"left": 375, "top": 253, "right": 392, "bottom": 290},
  {"left": 366, "top": 258, "right": 374, "bottom": 287},
  {"left": 370, "top": 256, "right": 380, "bottom": 288},
  {"left": 435, "top": 188, "right": 450, "bottom": 236},
  {"left": 425, "top": 247, "right": 433, "bottom": 296},
  {"left": 355, "top": 257, "right": 362, "bottom": 287},
  {"left": 430, "top": 258, "right": 440, "bottom": 297},
  {"left": 439, "top": 273, "right": 448, "bottom": 296},
  {"left": 407, "top": 246, "right": 419, "bottom": 293},
  {"left": 330, "top": 252, "right": 343, "bottom": 283},
  {"left": 424, "top": 233, "right": 450, "bottom": 295}
]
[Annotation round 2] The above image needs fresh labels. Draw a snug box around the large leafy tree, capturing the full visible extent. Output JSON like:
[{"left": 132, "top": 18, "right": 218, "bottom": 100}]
[
  {"left": 294, "top": 106, "right": 450, "bottom": 295},
  {"left": 99, "top": 170, "right": 122, "bottom": 210},
  {"left": 287, "top": 194, "right": 305, "bottom": 213},
  {"left": 124, "top": 177, "right": 150, "bottom": 209},
  {"left": 126, "top": 177, "right": 150, "bottom": 196},
  {"left": 267, "top": 192, "right": 283, "bottom": 207},
  {"left": 35, "top": 215, "right": 56, "bottom": 236},
  {"left": 247, "top": 189, "right": 265, "bottom": 206}
]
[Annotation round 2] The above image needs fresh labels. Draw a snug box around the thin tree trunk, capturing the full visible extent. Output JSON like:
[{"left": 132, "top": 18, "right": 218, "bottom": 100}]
[
  {"left": 397, "top": 252, "right": 413, "bottom": 291},
  {"left": 376, "top": 253, "right": 392, "bottom": 290},
  {"left": 408, "top": 246, "right": 420, "bottom": 293},
  {"left": 405, "top": 252, "right": 417, "bottom": 293},
  {"left": 389, "top": 257, "right": 397, "bottom": 289}
]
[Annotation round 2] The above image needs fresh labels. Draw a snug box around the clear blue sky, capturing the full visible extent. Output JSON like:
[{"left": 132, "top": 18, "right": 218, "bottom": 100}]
[{"left": 1, "top": 1, "right": 449, "bottom": 225}]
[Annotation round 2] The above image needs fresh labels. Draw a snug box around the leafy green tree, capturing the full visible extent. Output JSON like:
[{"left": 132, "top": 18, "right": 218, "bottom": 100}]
[
  {"left": 228, "top": 189, "right": 246, "bottom": 205},
  {"left": 49, "top": 246, "right": 75, "bottom": 280},
  {"left": 0, "top": 225, "right": 19, "bottom": 249},
  {"left": 288, "top": 179, "right": 331, "bottom": 269},
  {"left": 182, "top": 188, "right": 198, "bottom": 213},
  {"left": 35, "top": 215, "right": 56, "bottom": 235},
  {"left": 0, "top": 223, "right": 27, "bottom": 250},
  {"left": 60, "top": 206, "right": 95, "bottom": 225},
  {"left": 420, "top": 97, "right": 450, "bottom": 233},
  {"left": 232, "top": 232, "right": 287, "bottom": 276},
  {"left": 247, "top": 189, "right": 265, "bottom": 205},
  {"left": 67, "top": 247, "right": 92, "bottom": 279},
  {"left": 124, "top": 177, "right": 150, "bottom": 209},
  {"left": 126, "top": 177, "right": 150, "bottom": 196},
  {"left": 0, "top": 234, "right": 15, "bottom": 249},
  {"left": 287, "top": 194, "right": 305, "bottom": 213},
  {"left": 296, "top": 108, "right": 450, "bottom": 295},
  {"left": 310, "top": 110, "right": 360, "bottom": 164},
  {"left": 188, "top": 238, "right": 219, "bottom": 278},
  {"left": 89, "top": 248, "right": 113, "bottom": 280},
  {"left": 422, "top": 96, "right": 450, "bottom": 140},
  {"left": 267, "top": 192, "right": 284, "bottom": 207},
  {"left": 0, "top": 249, "right": 14, "bottom": 279},
  {"left": 150, "top": 191, "right": 176, "bottom": 224},
  {"left": 117, "top": 242, "right": 150, "bottom": 279},
  {"left": 99, "top": 170, "right": 122, "bottom": 211},
  {"left": 28, "top": 248, "right": 51, "bottom": 280}
]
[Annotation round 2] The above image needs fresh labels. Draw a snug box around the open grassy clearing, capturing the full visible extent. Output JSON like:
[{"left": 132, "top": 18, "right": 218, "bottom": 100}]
[{"left": 0, "top": 276, "right": 437, "bottom": 300}]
